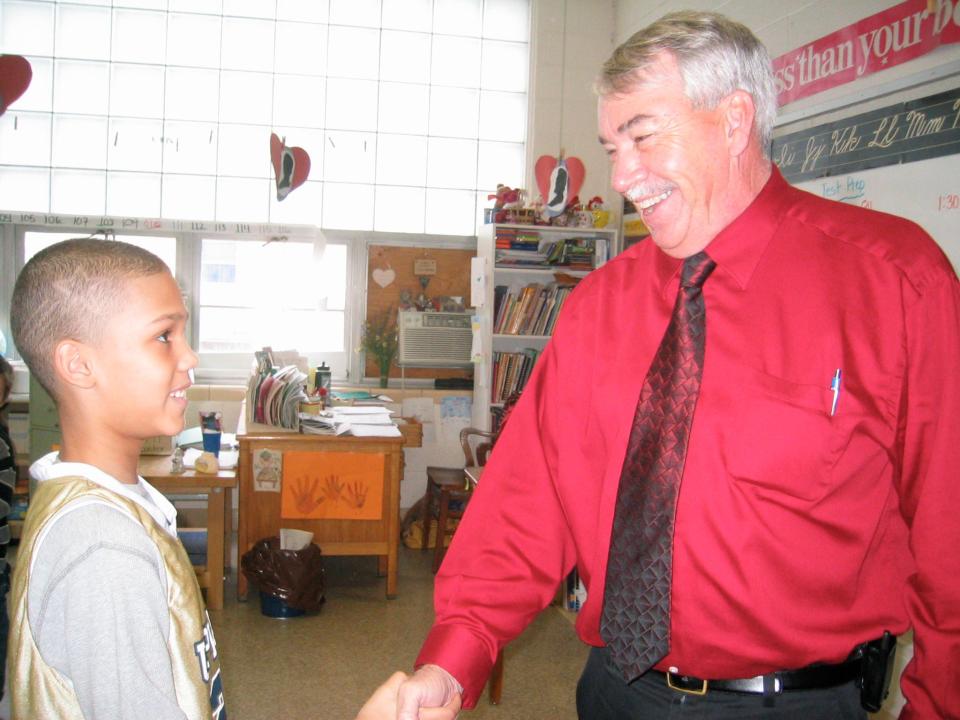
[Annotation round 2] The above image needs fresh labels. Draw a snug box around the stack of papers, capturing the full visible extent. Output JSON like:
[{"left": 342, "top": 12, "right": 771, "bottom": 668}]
[
  {"left": 299, "top": 406, "right": 401, "bottom": 437},
  {"left": 246, "top": 364, "right": 307, "bottom": 430}
]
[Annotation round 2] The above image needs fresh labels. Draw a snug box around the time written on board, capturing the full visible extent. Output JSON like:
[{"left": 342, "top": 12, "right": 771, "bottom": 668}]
[{"left": 937, "top": 194, "right": 960, "bottom": 212}]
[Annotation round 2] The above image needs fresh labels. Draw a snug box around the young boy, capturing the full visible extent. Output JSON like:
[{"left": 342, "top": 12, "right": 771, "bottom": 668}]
[{"left": 8, "top": 239, "right": 225, "bottom": 719}]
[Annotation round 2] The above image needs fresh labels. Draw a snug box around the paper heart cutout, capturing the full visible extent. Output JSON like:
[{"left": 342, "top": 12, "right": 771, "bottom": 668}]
[
  {"left": 270, "top": 132, "right": 311, "bottom": 201},
  {"left": 0, "top": 55, "right": 33, "bottom": 116},
  {"left": 372, "top": 267, "right": 396, "bottom": 288},
  {"left": 535, "top": 155, "right": 585, "bottom": 217}
]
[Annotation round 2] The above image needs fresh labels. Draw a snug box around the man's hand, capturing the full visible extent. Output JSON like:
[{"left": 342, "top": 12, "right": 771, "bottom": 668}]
[
  {"left": 356, "top": 666, "right": 462, "bottom": 719},
  {"left": 396, "top": 665, "right": 463, "bottom": 720}
]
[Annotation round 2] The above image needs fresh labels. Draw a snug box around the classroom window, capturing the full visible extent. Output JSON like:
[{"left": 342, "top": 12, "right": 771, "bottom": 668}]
[
  {"left": 198, "top": 238, "right": 347, "bottom": 355},
  {"left": 0, "top": 0, "right": 530, "bottom": 235}
]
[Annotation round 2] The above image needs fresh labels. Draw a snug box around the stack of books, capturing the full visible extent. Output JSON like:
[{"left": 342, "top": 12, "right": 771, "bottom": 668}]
[
  {"left": 542, "top": 236, "right": 598, "bottom": 270},
  {"left": 495, "top": 227, "right": 549, "bottom": 268},
  {"left": 491, "top": 348, "right": 541, "bottom": 403},
  {"left": 246, "top": 349, "right": 308, "bottom": 430},
  {"left": 493, "top": 283, "right": 575, "bottom": 336}
]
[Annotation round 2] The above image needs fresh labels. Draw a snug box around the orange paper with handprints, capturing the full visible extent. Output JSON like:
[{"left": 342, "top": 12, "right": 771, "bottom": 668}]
[{"left": 281, "top": 451, "right": 385, "bottom": 520}]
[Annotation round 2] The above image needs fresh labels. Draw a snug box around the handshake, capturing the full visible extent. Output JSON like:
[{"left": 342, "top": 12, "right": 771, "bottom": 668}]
[{"left": 356, "top": 666, "right": 463, "bottom": 720}]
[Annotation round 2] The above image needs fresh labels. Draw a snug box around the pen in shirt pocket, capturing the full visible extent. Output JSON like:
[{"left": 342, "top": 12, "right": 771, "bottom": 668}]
[{"left": 830, "top": 368, "right": 842, "bottom": 416}]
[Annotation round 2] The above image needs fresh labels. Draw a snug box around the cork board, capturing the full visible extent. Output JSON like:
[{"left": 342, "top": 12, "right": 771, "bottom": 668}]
[{"left": 366, "top": 245, "right": 473, "bottom": 381}]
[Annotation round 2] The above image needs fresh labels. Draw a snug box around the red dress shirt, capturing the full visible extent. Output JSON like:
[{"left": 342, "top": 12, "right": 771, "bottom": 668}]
[{"left": 417, "top": 168, "right": 960, "bottom": 718}]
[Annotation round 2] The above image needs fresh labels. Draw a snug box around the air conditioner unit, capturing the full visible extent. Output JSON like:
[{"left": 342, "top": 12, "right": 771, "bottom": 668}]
[{"left": 398, "top": 310, "right": 473, "bottom": 368}]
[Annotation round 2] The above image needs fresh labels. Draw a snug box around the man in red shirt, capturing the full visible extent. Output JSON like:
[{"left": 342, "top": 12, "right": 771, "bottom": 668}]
[{"left": 359, "top": 11, "right": 960, "bottom": 720}]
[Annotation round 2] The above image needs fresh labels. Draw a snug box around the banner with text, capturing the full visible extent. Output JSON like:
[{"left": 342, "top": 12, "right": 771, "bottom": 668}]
[{"left": 773, "top": 0, "right": 960, "bottom": 107}]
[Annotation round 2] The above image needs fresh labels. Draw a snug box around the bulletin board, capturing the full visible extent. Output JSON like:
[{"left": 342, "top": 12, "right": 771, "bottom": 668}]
[{"left": 366, "top": 245, "right": 474, "bottom": 381}]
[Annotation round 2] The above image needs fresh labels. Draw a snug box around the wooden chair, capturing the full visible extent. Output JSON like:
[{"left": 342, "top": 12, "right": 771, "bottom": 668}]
[
  {"left": 422, "top": 427, "right": 494, "bottom": 573},
  {"left": 420, "top": 426, "right": 504, "bottom": 703}
]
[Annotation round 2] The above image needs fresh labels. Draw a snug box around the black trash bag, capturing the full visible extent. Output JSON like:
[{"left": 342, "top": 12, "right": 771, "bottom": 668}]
[{"left": 241, "top": 536, "right": 326, "bottom": 612}]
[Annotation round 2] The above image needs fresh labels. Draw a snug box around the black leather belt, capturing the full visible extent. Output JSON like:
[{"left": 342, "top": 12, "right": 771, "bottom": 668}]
[{"left": 655, "top": 656, "right": 862, "bottom": 696}]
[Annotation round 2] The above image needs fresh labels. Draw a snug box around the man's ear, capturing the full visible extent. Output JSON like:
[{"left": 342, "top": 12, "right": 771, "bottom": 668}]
[
  {"left": 53, "top": 339, "right": 96, "bottom": 390},
  {"left": 723, "top": 90, "right": 757, "bottom": 157}
]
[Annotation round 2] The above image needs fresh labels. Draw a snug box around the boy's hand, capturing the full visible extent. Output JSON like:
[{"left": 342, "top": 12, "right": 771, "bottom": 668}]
[
  {"left": 356, "top": 667, "right": 462, "bottom": 720},
  {"left": 397, "top": 665, "right": 462, "bottom": 720},
  {"left": 355, "top": 672, "right": 407, "bottom": 720}
]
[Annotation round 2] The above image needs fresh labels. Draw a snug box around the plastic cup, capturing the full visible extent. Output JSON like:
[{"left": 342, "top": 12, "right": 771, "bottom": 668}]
[{"left": 202, "top": 431, "right": 221, "bottom": 457}]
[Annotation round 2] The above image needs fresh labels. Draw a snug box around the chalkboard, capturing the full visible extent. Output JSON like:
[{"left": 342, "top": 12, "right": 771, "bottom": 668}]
[
  {"left": 793, "top": 153, "right": 960, "bottom": 271},
  {"left": 772, "top": 88, "right": 960, "bottom": 182}
]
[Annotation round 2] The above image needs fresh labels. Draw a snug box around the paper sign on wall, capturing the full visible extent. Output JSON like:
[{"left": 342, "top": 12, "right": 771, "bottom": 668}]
[
  {"left": 414, "top": 258, "right": 437, "bottom": 275},
  {"left": 280, "top": 451, "right": 385, "bottom": 520}
]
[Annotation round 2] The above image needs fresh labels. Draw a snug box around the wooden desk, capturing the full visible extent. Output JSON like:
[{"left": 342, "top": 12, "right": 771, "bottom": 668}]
[
  {"left": 138, "top": 455, "right": 236, "bottom": 611},
  {"left": 237, "top": 419, "right": 422, "bottom": 600}
]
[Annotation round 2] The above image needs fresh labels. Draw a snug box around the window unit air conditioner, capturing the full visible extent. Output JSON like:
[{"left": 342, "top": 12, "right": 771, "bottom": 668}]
[{"left": 398, "top": 310, "right": 473, "bottom": 368}]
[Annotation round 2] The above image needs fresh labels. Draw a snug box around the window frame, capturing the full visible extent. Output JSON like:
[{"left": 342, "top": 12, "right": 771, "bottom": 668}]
[{"left": 1, "top": 218, "right": 476, "bottom": 386}]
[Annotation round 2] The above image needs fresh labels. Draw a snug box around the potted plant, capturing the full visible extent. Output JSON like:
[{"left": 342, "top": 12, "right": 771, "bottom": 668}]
[{"left": 361, "top": 308, "right": 399, "bottom": 387}]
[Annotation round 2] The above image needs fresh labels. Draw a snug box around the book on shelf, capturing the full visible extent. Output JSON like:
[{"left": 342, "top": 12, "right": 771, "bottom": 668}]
[
  {"left": 491, "top": 348, "right": 541, "bottom": 403},
  {"left": 510, "top": 285, "right": 541, "bottom": 334},
  {"left": 494, "top": 231, "right": 609, "bottom": 271},
  {"left": 521, "top": 286, "right": 548, "bottom": 336},
  {"left": 493, "top": 283, "right": 577, "bottom": 337},
  {"left": 493, "top": 285, "right": 509, "bottom": 329}
]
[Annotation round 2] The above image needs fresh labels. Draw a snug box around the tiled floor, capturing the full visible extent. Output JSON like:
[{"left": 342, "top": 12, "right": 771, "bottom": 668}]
[
  {"left": 0, "top": 540, "right": 586, "bottom": 719},
  {"left": 217, "top": 545, "right": 587, "bottom": 718}
]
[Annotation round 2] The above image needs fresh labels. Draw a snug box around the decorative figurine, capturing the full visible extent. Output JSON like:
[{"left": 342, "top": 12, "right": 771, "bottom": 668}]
[
  {"left": 486, "top": 184, "right": 523, "bottom": 223},
  {"left": 170, "top": 447, "right": 185, "bottom": 475},
  {"left": 588, "top": 196, "right": 610, "bottom": 228}
]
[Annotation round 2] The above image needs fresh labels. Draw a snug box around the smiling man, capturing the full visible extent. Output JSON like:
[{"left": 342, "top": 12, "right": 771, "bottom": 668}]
[{"left": 362, "top": 11, "right": 960, "bottom": 720}]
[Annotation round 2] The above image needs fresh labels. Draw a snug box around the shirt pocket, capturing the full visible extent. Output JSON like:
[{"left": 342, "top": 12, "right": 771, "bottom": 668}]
[{"left": 718, "top": 366, "right": 857, "bottom": 502}]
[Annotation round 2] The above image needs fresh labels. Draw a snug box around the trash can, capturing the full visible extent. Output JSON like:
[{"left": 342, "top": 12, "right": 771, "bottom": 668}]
[{"left": 241, "top": 535, "right": 326, "bottom": 618}]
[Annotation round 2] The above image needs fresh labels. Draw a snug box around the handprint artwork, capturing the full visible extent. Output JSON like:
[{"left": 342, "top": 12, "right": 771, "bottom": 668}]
[
  {"left": 280, "top": 451, "right": 385, "bottom": 520},
  {"left": 322, "top": 475, "right": 344, "bottom": 504},
  {"left": 344, "top": 481, "right": 368, "bottom": 509},
  {"left": 289, "top": 476, "right": 324, "bottom": 515}
]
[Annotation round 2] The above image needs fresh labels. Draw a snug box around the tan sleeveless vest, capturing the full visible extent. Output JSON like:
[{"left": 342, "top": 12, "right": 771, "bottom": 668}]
[{"left": 8, "top": 475, "right": 226, "bottom": 719}]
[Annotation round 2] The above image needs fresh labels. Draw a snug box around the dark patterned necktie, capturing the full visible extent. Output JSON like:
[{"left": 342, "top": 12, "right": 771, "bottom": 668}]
[{"left": 600, "top": 250, "right": 716, "bottom": 681}]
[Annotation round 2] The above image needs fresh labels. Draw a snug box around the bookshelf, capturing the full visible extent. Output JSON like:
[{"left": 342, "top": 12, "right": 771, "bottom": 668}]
[{"left": 472, "top": 223, "right": 619, "bottom": 429}]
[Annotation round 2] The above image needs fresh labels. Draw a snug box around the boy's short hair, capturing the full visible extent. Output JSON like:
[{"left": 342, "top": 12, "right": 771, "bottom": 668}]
[
  {"left": 0, "top": 355, "right": 12, "bottom": 406},
  {"left": 11, "top": 238, "right": 168, "bottom": 399}
]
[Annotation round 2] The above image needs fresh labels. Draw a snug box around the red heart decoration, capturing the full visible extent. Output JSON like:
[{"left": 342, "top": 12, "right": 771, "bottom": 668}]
[
  {"left": 0, "top": 55, "right": 33, "bottom": 116},
  {"left": 535, "top": 154, "right": 585, "bottom": 217},
  {"left": 270, "top": 132, "right": 311, "bottom": 201}
]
